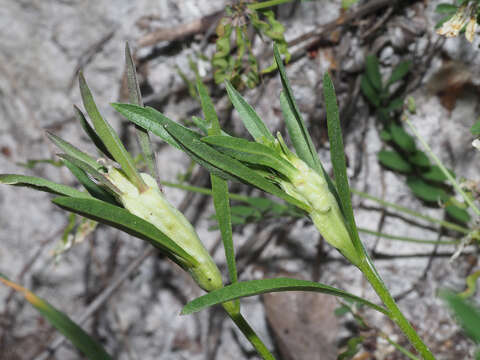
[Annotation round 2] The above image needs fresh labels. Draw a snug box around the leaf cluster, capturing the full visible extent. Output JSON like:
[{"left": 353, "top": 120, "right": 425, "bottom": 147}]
[
  {"left": 212, "top": 2, "right": 290, "bottom": 88},
  {"left": 361, "top": 54, "right": 470, "bottom": 224}
]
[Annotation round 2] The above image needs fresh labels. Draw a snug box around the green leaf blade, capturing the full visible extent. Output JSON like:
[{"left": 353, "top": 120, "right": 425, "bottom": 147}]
[
  {"left": 74, "top": 105, "right": 113, "bottom": 160},
  {"left": 471, "top": 120, "right": 480, "bottom": 136},
  {"left": 274, "top": 45, "right": 322, "bottom": 173},
  {"left": 0, "top": 277, "right": 112, "bottom": 360},
  {"left": 440, "top": 290, "right": 480, "bottom": 343},
  {"left": 111, "top": 103, "right": 181, "bottom": 150},
  {"left": 360, "top": 75, "right": 381, "bottom": 107},
  {"left": 197, "top": 78, "right": 220, "bottom": 133},
  {"left": 389, "top": 124, "right": 416, "bottom": 153},
  {"left": 406, "top": 177, "right": 447, "bottom": 203},
  {"left": 47, "top": 132, "right": 103, "bottom": 172},
  {"left": 323, "top": 73, "right": 363, "bottom": 254},
  {"left": 182, "top": 278, "right": 388, "bottom": 315},
  {"left": 125, "top": 42, "right": 157, "bottom": 179},
  {"left": 52, "top": 197, "right": 197, "bottom": 267},
  {"left": 387, "top": 61, "right": 411, "bottom": 86},
  {"left": 202, "top": 135, "right": 296, "bottom": 178},
  {"left": 62, "top": 158, "right": 118, "bottom": 205},
  {"left": 197, "top": 78, "right": 239, "bottom": 294},
  {"left": 211, "top": 176, "right": 238, "bottom": 286},
  {"left": 0, "top": 174, "right": 89, "bottom": 198},
  {"left": 225, "top": 81, "right": 274, "bottom": 142},
  {"left": 378, "top": 150, "right": 413, "bottom": 173},
  {"left": 365, "top": 54, "right": 382, "bottom": 91},
  {"left": 57, "top": 154, "right": 120, "bottom": 195},
  {"left": 79, "top": 73, "right": 146, "bottom": 191}
]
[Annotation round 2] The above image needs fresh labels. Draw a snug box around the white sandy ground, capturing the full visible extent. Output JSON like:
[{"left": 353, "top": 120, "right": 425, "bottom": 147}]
[{"left": 0, "top": 0, "right": 479, "bottom": 359}]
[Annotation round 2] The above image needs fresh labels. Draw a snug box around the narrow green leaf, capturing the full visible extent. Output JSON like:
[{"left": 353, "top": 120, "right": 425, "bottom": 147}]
[
  {"left": 409, "top": 151, "right": 430, "bottom": 167},
  {"left": 387, "top": 61, "right": 411, "bottom": 86},
  {"left": 0, "top": 174, "right": 89, "bottom": 198},
  {"left": 52, "top": 197, "right": 197, "bottom": 267},
  {"left": 422, "top": 165, "right": 449, "bottom": 182},
  {"left": 386, "top": 97, "right": 405, "bottom": 112},
  {"left": 225, "top": 81, "right": 274, "bottom": 142},
  {"left": 125, "top": 42, "right": 157, "bottom": 179},
  {"left": 62, "top": 158, "right": 118, "bottom": 205},
  {"left": 197, "top": 77, "right": 220, "bottom": 133},
  {"left": 111, "top": 103, "right": 181, "bottom": 150},
  {"left": 182, "top": 278, "right": 389, "bottom": 315},
  {"left": 0, "top": 277, "right": 112, "bottom": 360},
  {"left": 202, "top": 135, "right": 297, "bottom": 178},
  {"left": 211, "top": 176, "right": 238, "bottom": 286},
  {"left": 406, "top": 177, "right": 447, "bottom": 202},
  {"left": 78, "top": 72, "right": 146, "bottom": 191},
  {"left": 378, "top": 150, "right": 412, "bottom": 173},
  {"left": 360, "top": 75, "right": 380, "bottom": 107},
  {"left": 365, "top": 54, "right": 382, "bottom": 91},
  {"left": 389, "top": 124, "right": 416, "bottom": 153},
  {"left": 440, "top": 290, "right": 480, "bottom": 343},
  {"left": 435, "top": 3, "right": 458, "bottom": 14},
  {"left": 471, "top": 120, "right": 480, "bottom": 136},
  {"left": 445, "top": 205, "right": 470, "bottom": 224},
  {"left": 125, "top": 42, "right": 143, "bottom": 106},
  {"left": 192, "top": 115, "right": 209, "bottom": 135},
  {"left": 274, "top": 45, "right": 322, "bottom": 173},
  {"left": 47, "top": 132, "right": 104, "bottom": 172},
  {"left": 323, "top": 73, "right": 363, "bottom": 254},
  {"left": 74, "top": 105, "right": 113, "bottom": 160},
  {"left": 198, "top": 78, "right": 239, "bottom": 309},
  {"left": 57, "top": 154, "right": 121, "bottom": 195},
  {"left": 379, "top": 129, "right": 392, "bottom": 141}
]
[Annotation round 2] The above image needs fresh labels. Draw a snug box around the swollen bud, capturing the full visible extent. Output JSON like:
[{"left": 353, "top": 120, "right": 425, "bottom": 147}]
[
  {"left": 107, "top": 167, "right": 223, "bottom": 292},
  {"left": 279, "top": 154, "right": 361, "bottom": 265}
]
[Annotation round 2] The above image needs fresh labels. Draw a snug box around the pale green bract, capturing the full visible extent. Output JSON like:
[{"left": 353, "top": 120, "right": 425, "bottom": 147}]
[
  {"left": 106, "top": 167, "right": 223, "bottom": 292},
  {"left": 278, "top": 152, "right": 360, "bottom": 265}
]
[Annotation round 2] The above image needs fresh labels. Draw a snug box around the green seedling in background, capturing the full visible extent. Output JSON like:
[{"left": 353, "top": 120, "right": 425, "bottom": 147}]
[
  {"left": 213, "top": 0, "right": 290, "bottom": 88},
  {"left": 361, "top": 54, "right": 471, "bottom": 225}
]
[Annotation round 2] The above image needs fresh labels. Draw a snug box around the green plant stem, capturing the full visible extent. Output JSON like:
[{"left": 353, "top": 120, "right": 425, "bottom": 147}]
[
  {"left": 223, "top": 305, "right": 275, "bottom": 360},
  {"left": 357, "top": 227, "right": 458, "bottom": 245},
  {"left": 248, "top": 0, "right": 293, "bottom": 10},
  {"left": 358, "top": 259, "right": 435, "bottom": 360},
  {"left": 405, "top": 118, "right": 480, "bottom": 217},
  {"left": 351, "top": 188, "right": 470, "bottom": 235}
]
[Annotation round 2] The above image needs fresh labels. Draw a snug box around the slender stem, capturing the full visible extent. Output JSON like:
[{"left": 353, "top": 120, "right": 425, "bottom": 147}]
[
  {"left": 351, "top": 188, "right": 470, "bottom": 235},
  {"left": 357, "top": 227, "right": 459, "bottom": 245},
  {"left": 358, "top": 258, "right": 435, "bottom": 360},
  {"left": 223, "top": 305, "right": 276, "bottom": 360},
  {"left": 405, "top": 118, "right": 480, "bottom": 217},
  {"left": 248, "top": 0, "right": 293, "bottom": 10}
]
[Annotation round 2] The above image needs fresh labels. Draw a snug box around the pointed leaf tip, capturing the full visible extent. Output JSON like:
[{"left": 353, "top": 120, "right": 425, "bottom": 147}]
[{"left": 79, "top": 73, "right": 147, "bottom": 192}]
